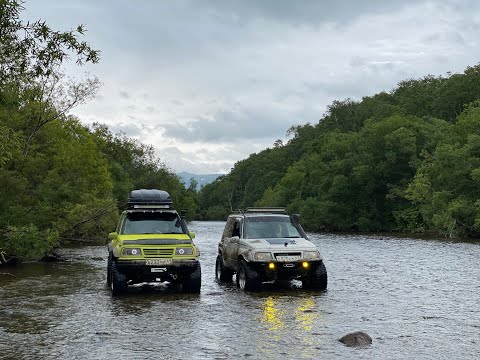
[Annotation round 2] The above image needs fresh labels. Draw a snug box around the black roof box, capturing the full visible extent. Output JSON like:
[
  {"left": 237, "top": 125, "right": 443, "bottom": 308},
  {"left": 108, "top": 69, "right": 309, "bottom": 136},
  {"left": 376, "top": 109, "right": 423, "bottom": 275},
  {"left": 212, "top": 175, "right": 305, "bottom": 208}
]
[{"left": 127, "top": 189, "right": 173, "bottom": 209}]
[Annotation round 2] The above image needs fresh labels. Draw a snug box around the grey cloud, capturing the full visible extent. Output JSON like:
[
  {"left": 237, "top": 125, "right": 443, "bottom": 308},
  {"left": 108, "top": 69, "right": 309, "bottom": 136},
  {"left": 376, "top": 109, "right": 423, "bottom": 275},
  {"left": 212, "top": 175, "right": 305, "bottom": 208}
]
[
  {"left": 25, "top": 0, "right": 480, "bottom": 175},
  {"left": 423, "top": 31, "right": 466, "bottom": 46},
  {"left": 109, "top": 122, "right": 144, "bottom": 138},
  {"left": 303, "top": 79, "right": 377, "bottom": 100},
  {"left": 170, "top": 99, "right": 184, "bottom": 107},
  {"left": 198, "top": 0, "right": 422, "bottom": 26},
  {"left": 119, "top": 90, "right": 130, "bottom": 99},
  {"left": 163, "top": 107, "right": 293, "bottom": 142},
  {"left": 156, "top": 143, "right": 270, "bottom": 174}
]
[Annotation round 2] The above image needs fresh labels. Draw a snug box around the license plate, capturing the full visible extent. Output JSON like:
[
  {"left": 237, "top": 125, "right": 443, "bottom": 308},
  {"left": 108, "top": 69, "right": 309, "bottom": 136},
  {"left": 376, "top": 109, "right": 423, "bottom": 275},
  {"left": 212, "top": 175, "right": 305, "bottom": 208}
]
[
  {"left": 146, "top": 259, "right": 172, "bottom": 266},
  {"left": 276, "top": 255, "right": 301, "bottom": 262},
  {"left": 151, "top": 268, "right": 167, "bottom": 273}
]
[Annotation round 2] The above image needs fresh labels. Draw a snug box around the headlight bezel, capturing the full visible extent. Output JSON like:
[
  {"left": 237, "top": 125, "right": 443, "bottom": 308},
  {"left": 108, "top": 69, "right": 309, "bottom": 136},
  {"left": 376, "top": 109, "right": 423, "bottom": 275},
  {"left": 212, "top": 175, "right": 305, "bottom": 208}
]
[
  {"left": 175, "top": 247, "right": 194, "bottom": 256},
  {"left": 303, "top": 250, "right": 321, "bottom": 260},
  {"left": 254, "top": 252, "right": 273, "bottom": 261},
  {"left": 122, "top": 247, "right": 142, "bottom": 256}
]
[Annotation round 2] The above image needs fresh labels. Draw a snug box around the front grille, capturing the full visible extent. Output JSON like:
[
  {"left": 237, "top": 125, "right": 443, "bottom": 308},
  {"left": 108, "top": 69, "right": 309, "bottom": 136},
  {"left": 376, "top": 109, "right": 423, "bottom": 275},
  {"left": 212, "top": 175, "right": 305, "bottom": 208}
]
[
  {"left": 274, "top": 252, "right": 301, "bottom": 258},
  {"left": 143, "top": 248, "right": 174, "bottom": 257}
]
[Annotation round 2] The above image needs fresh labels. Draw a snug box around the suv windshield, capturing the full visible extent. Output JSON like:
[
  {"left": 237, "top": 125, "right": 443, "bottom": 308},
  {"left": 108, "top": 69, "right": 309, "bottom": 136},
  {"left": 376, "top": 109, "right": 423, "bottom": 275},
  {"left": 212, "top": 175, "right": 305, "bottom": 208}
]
[
  {"left": 121, "top": 212, "right": 185, "bottom": 235},
  {"left": 244, "top": 216, "right": 301, "bottom": 239}
]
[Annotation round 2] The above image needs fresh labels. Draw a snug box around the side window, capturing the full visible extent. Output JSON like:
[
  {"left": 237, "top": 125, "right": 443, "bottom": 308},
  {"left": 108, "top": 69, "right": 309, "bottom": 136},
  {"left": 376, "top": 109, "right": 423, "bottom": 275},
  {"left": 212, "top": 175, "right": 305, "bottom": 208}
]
[
  {"left": 222, "top": 217, "right": 235, "bottom": 239},
  {"left": 232, "top": 220, "right": 241, "bottom": 237}
]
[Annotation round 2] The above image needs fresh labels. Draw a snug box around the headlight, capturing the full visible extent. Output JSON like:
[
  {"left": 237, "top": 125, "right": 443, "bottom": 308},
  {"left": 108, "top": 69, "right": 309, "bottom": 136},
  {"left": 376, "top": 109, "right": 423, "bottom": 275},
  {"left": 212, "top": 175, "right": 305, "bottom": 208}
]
[
  {"left": 122, "top": 247, "right": 141, "bottom": 256},
  {"left": 254, "top": 252, "right": 272, "bottom": 261},
  {"left": 303, "top": 250, "right": 320, "bottom": 260},
  {"left": 175, "top": 247, "right": 193, "bottom": 255}
]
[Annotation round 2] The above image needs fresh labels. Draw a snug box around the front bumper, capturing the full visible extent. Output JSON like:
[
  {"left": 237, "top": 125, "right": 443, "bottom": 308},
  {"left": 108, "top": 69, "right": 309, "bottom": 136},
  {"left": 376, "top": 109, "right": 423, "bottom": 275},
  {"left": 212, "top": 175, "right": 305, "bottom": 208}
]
[
  {"left": 246, "top": 259, "right": 324, "bottom": 281},
  {"left": 116, "top": 259, "right": 199, "bottom": 284}
]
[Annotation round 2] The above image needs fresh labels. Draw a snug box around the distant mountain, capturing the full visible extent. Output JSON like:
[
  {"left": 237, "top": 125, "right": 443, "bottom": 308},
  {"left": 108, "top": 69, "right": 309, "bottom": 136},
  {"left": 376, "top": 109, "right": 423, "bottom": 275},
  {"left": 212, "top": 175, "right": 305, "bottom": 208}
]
[{"left": 177, "top": 172, "right": 223, "bottom": 190}]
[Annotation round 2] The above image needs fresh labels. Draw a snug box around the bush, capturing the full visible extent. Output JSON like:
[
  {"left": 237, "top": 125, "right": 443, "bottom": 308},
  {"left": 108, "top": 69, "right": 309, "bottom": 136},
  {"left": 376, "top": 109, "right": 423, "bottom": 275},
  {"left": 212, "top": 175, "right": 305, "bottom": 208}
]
[{"left": 1, "top": 225, "right": 59, "bottom": 261}]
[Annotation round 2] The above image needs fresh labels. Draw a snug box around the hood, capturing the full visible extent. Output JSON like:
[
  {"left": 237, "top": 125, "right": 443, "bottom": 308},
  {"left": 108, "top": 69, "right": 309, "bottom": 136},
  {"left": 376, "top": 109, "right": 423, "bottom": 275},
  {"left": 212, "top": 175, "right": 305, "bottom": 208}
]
[
  {"left": 118, "top": 233, "right": 192, "bottom": 243},
  {"left": 243, "top": 237, "right": 316, "bottom": 250}
]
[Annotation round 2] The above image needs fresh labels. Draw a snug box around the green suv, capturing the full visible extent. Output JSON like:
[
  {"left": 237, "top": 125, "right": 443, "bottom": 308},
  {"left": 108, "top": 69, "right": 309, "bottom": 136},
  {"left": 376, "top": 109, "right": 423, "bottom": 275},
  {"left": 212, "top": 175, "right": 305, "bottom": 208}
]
[
  {"left": 215, "top": 208, "right": 327, "bottom": 291},
  {"left": 107, "top": 189, "right": 201, "bottom": 295}
]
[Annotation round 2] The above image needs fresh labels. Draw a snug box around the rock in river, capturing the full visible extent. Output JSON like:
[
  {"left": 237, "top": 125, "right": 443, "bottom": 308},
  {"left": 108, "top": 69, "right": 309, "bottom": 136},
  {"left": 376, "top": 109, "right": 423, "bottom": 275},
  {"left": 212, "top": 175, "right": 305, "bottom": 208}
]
[{"left": 339, "top": 331, "right": 372, "bottom": 347}]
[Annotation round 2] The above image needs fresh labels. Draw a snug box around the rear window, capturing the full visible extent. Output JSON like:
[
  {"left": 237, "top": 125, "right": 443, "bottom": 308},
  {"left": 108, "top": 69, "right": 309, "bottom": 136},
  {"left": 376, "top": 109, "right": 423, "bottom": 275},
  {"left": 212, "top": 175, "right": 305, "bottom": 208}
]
[
  {"left": 121, "top": 212, "right": 185, "bottom": 235},
  {"left": 244, "top": 216, "right": 301, "bottom": 239}
]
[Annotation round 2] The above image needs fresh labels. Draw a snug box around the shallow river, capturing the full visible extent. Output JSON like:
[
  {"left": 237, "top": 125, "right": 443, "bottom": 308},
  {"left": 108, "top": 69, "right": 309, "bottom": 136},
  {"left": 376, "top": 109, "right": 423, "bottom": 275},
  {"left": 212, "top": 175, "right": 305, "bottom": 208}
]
[{"left": 0, "top": 221, "right": 479, "bottom": 359}]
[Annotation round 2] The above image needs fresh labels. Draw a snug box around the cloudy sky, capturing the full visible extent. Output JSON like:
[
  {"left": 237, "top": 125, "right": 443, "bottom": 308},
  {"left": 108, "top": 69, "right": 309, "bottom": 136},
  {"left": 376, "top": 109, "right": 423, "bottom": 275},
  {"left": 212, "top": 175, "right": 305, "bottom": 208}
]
[{"left": 24, "top": 0, "right": 480, "bottom": 174}]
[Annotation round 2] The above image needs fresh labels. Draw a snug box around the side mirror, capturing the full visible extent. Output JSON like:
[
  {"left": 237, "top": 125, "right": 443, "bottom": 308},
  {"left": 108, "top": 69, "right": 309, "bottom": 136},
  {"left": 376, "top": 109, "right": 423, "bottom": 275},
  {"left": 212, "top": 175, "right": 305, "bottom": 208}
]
[
  {"left": 108, "top": 232, "right": 118, "bottom": 240},
  {"left": 190, "top": 231, "right": 196, "bottom": 239}
]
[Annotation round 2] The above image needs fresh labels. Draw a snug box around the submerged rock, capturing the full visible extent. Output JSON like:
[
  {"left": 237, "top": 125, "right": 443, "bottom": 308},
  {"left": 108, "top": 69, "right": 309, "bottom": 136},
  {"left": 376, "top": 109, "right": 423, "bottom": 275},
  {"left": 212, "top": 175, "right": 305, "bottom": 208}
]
[{"left": 339, "top": 331, "right": 372, "bottom": 347}]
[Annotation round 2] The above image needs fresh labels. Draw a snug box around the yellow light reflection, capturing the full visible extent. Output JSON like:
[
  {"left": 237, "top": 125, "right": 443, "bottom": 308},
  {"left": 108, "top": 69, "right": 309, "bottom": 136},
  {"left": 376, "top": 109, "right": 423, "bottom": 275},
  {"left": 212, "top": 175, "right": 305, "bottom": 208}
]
[
  {"left": 295, "top": 297, "right": 318, "bottom": 332},
  {"left": 256, "top": 295, "right": 322, "bottom": 360},
  {"left": 261, "top": 296, "right": 285, "bottom": 333}
]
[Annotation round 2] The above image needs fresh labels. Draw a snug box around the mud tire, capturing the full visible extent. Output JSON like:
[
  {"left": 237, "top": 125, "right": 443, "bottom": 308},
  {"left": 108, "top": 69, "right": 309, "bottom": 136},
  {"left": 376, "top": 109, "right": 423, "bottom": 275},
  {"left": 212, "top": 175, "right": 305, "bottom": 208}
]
[
  {"left": 215, "top": 255, "right": 234, "bottom": 282},
  {"left": 110, "top": 260, "right": 128, "bottom": 295},
  {"left": 183, "top": 264, "right": 201, "bottom": 293},
  {"left": 302, "top": 261, "right": 328, "bottom": 291},
  {"left": 236, "top": 260, "right": 260, "bottom": 292}
]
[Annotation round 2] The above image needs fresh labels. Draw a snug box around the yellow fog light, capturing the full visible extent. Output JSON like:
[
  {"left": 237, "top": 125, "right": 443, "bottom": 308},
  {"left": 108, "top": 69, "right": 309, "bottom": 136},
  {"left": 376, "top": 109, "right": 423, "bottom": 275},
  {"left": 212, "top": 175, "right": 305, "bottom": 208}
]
[
  {"left": 268, "top": 262, "right": 275, "bottom": 270},
  {"left": 302, "top": 262, "right": 309, "bottom": 269}
]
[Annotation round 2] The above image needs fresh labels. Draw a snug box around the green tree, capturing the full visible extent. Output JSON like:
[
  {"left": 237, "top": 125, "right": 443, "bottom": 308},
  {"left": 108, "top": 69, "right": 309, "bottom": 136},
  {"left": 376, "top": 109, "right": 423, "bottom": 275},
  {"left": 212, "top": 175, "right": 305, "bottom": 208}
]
[
  {"left": 407, "top": 104, "right": 480, "bottom": 237},
  {"left": 0, "top": 0, "right": 99, "bottom": 82}
]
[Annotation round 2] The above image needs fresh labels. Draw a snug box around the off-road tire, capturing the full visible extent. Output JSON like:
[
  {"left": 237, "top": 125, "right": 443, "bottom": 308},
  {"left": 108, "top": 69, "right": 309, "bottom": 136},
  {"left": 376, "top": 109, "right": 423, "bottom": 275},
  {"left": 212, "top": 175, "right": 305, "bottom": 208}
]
[
  {"left": 110, "top": 260, "right": 128, "bottom": 295},
  {"left": 215, "top": 255, "right": 234, "bottom": 282},
  {"left": 183, "top": 264, "right": 201, "bottom": 293},
  {"left": 236, "top": 260, "right": 260, "bottom": 291},
  {"left": 302, "top": 261, "right": 328, "bottom": 291}
]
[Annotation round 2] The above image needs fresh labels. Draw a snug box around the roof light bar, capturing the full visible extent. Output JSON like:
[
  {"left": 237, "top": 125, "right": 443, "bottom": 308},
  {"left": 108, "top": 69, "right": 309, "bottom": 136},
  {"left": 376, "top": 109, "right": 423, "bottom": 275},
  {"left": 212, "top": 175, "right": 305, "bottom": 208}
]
[{"left": 132, "top": 204, "right": 171, "bottom": 209}]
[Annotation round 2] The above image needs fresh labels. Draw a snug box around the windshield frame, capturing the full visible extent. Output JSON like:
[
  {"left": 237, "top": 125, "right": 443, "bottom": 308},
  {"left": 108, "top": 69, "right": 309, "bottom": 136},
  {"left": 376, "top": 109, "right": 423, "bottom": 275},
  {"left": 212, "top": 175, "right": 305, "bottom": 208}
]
[
  {"left": 120, "top": 210, "right": 188, "bottom": 235},
  {"left": 243, "top": 215, "right": 305, "bottom": 239}
]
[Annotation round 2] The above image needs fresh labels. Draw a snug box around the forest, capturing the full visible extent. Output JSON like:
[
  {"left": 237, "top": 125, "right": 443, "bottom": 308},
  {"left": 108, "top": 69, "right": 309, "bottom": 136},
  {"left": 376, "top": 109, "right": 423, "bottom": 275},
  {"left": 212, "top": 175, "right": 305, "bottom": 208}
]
[
  {"left": 2, "top": 1, "right": 480, "bottom": 263},
  {"left": 197, "top": 67, "right": 480, "bottom": 239},
  {"left": 0, "top": 1, "right": 196, "bottom": 263}
]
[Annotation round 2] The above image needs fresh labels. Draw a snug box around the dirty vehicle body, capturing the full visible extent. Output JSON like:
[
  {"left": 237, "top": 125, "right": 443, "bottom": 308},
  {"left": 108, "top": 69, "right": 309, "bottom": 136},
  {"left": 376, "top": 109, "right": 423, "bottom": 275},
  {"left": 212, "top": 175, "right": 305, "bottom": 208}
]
[
  {"left": 107, "top": 189, "right": 201, "bottom": 295},
  {"left": 216, "top": 208, "right": 327, "bottom": 291}
]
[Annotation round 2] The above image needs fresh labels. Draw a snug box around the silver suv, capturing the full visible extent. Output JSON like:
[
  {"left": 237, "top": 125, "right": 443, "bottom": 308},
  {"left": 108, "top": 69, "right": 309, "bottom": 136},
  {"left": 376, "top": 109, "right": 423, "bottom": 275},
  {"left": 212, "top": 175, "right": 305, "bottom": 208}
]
[{"left": 215, "top": 208, "right": 327, "bottom": 291}]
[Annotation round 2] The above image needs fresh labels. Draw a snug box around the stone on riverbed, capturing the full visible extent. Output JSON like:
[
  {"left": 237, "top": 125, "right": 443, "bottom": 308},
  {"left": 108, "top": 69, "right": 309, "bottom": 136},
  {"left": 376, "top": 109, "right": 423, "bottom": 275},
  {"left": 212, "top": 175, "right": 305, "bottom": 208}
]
[{"left": 339, "top": 331, "right": 372, "bottom": 347}]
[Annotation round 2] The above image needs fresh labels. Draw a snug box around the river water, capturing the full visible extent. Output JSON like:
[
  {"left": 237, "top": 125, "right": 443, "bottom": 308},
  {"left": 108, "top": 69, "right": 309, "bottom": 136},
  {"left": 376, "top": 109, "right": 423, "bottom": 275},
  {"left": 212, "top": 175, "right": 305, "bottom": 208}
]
[{"left": 0, "top": 221, "right": 479, "bottom": 359}]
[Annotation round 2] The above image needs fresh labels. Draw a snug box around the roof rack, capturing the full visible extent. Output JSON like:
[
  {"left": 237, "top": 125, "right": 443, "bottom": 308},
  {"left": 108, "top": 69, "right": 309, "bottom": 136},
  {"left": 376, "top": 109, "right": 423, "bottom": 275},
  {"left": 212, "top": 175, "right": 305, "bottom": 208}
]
[
  {"left": 242, "top": 207, "right": 287, "bottom": 214},
  {"left": 127, "top": 189, "right": 173, "bottom": 209}
]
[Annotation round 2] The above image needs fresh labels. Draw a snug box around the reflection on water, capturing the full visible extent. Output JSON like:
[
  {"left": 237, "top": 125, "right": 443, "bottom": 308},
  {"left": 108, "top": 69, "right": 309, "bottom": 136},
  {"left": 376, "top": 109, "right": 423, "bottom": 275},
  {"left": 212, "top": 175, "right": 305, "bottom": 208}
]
[
  {"left": 261, "top": 296, "right": 286, "bottom": 332},
  {"left": 0, "top": 221, "right": 479, "bottom": 359},
  {"left": 258, "top": 295, "right": 321, "bottom": 359}
]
